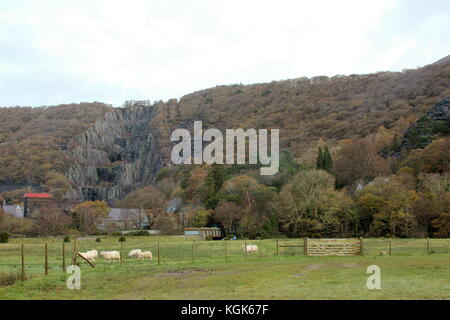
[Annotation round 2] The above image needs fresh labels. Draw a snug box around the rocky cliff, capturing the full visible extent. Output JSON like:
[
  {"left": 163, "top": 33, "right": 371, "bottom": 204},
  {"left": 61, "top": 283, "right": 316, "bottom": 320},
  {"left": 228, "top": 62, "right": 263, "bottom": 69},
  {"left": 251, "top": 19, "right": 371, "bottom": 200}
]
[
  {"left": 66, "top": 106, "right": 165, "bottom": 204},
  {"left": 399, "top": 97, "right": 450, "bottom": 152}
]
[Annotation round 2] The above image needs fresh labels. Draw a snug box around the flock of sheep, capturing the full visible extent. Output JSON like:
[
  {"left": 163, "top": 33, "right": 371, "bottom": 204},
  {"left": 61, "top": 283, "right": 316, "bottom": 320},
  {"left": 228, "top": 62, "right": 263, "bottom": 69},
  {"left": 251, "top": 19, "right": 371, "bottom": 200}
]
[
  {"left": 78, "top": 249, "right": 153, "bottom": 264},
  {"left": 77, "top": 244, "right": 257, "bottom": 264}
]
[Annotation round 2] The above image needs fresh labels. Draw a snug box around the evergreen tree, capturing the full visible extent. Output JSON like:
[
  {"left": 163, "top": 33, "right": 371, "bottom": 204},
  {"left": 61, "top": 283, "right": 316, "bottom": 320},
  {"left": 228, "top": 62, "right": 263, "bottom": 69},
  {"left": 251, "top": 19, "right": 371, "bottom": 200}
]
[
  {"left": 316, "top": 147, "right": 323, "bottom": 170},
  {"left": 202, "top": 164, "right": 226, "bottom": 209},
  {"left": 322, "top": 146, "right": 333, "bottom": 173}
]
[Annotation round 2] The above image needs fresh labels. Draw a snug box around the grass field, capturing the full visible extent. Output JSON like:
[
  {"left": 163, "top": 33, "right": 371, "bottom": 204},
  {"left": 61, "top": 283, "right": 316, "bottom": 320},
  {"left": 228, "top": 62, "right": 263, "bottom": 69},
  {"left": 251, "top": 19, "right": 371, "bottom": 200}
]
[{"left": 0, "top": 236, "right": 449, "bottom": 299}]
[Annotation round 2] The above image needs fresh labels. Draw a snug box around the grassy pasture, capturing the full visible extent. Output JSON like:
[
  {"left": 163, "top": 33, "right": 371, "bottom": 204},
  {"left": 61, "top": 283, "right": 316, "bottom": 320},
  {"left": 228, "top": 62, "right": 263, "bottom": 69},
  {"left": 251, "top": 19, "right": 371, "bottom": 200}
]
[{"left": 0, "top": 236, "right": 449, "bottom": 299}]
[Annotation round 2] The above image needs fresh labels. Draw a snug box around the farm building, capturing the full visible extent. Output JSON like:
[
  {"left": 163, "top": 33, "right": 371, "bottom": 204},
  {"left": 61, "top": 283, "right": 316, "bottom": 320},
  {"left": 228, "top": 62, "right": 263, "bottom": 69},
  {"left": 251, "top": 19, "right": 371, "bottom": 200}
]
[
  {"left": 23, "top": 193, "right": 81, "bottom": 218},
  {"left": 2, "top": 205, "right": 24, "bottom": 218},
  {"left": 98, "top": 208, "right": 149, "bottom": 231}
]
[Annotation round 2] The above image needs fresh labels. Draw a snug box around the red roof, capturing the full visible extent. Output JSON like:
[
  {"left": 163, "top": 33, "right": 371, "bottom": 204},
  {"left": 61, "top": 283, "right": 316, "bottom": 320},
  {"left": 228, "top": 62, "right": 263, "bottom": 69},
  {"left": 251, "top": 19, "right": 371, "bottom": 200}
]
[{"left": 24, "top": 193, "right": 53, "bottom": 199}]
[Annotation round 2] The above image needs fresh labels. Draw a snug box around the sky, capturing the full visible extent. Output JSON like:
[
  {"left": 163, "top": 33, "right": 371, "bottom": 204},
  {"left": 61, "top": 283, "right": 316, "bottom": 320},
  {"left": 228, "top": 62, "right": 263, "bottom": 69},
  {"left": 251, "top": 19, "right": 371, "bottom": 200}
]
[{"left": 0, "top": 0, "right": 449, "bottom": 107}]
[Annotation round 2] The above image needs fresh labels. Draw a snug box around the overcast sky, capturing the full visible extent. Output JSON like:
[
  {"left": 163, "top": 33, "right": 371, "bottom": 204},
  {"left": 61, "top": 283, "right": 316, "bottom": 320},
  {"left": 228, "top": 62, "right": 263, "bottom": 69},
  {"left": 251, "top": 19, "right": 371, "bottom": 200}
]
[{"left": 0, "top": 0, "right": 449, "bottom": 107}]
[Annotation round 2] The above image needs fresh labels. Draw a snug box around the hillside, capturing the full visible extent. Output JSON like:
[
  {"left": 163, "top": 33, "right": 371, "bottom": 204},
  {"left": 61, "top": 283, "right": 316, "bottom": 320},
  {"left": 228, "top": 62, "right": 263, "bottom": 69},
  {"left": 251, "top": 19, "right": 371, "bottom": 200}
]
[
  {"left": 0, "top": 59, "right": 449, "bottom": 203},
  {"left": 152, "top": 61, "right": 450, "bottom": 161},
  {"left": 0, "top": 102, "right": 112, "bottom": 187}
]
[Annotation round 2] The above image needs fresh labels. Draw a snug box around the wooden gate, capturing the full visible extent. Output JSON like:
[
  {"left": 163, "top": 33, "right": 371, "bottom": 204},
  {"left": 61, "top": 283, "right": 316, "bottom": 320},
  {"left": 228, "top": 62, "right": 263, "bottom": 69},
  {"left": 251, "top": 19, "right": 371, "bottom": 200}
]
[{"left": 306, "top": 238, "right": 362, "bottom": 256}]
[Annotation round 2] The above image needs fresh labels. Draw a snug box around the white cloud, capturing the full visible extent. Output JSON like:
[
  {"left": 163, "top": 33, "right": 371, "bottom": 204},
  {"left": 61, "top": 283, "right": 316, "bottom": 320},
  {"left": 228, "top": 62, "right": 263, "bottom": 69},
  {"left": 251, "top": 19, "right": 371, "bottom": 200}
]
[{"left": 0, "top": 0, "right": 448, "bottom": 106}]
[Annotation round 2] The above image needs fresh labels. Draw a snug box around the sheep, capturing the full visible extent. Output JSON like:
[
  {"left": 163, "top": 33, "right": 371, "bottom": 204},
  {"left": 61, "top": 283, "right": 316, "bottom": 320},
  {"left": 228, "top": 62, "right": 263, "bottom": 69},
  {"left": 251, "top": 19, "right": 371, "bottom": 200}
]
[
  {"left": 242, "top": 244, "right": 258, "bottom": 254},
  {"left": 137, "top": 251, "right": 153, "bottom": 260},
  {"left": 78, "top": 250, "right": 97, "bottom": 263},
  {"left": 100, "top": 250, "right": 121, "bottom": 264},
  {"left": 128, "top": 249, "right": 142, "bottom": 258},
  {"left": 87, "top": 250, "right": 98, "bottom": 261}
]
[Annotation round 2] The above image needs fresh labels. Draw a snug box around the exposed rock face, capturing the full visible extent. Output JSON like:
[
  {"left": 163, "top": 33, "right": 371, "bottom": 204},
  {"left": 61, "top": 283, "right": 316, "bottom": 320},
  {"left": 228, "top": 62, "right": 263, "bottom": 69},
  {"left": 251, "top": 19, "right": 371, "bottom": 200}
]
[
  {"left": 398, "top": 97, "right": 450, "bottom": 152},
  {"left": 66, "top": 106, "right": 165, "bottom": 204}
]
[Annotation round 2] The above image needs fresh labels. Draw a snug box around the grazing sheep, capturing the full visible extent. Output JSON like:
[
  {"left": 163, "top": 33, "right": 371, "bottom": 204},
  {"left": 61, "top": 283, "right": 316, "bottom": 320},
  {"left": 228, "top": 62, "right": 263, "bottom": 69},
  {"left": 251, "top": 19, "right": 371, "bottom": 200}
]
[
  {"left": 78, "top": 250, "right": 97, "bottom": 263},
  {"left": 137, "top": 251, "right": 153, "bottom": 260},
  {"left": 242, "top": 244, "right": 258, "bottom": 254},
  {"left": 128, "top": 249, "right": 142, "bottom": 258},
  {"left": 100, "top": 250, "right": 121, "bottom": 263},
  {"left": 87, "top": 250, "right": 98, "bottom": 261}
]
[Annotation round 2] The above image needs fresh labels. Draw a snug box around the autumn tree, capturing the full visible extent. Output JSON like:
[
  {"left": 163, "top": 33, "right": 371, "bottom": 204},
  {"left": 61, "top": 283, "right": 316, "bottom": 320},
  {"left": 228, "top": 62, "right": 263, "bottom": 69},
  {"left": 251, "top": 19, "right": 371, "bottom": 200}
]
[
  {"left": 115, "top": 186, "right": 167, "bottom": 229},
  {"left": 278, "top": 169, "right": 355, "bottom": 237},
  {"left": 44, "top": 171, "right": 71, "bottom": 199},
  {"left": 357, "top": 175, "right": 419, "bottom": 237},
  {"left": 334, "top": 137, "right": 388, "bottom": 188},
  {"left": 72, "top": 201, "right": 109, "bottom": 234},
  {"left": 213, "top": 202, "right": 241, "bottom": 235},
  {"left": 31, "top": 204, "right": 73, "bottom": 236}
]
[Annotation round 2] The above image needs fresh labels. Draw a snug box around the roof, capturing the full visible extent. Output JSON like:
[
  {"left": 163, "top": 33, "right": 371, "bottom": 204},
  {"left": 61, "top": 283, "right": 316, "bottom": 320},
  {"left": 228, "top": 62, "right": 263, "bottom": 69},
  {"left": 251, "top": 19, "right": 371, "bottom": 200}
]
[
  {"left": 24, "top": 193, "right": 52, "bottom": 199},
  {"left": 104, "top": 208, "right": 144, "bottom": 221}
]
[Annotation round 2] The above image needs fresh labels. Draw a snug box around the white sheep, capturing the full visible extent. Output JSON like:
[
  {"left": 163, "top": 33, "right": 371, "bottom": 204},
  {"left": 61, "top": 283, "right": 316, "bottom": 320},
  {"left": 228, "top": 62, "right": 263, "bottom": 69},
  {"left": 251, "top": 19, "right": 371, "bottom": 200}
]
[
  {"left": 242, "top": 244, "right": 258, "bottom": 254},
  {"left": 78, "top": 250, "right": 97, "bottom": 263},
  {"left": 137, "top": 251, "right": 153, "bottom": 260},
  {"left": 100, "top": 250, "right": 121, "bottom": 263},
  {"left": 87, "top": 250, "right": 98, "bottom": 261},
  {"left": 128, "top": 249, "right": 142, "bottom": 258}
]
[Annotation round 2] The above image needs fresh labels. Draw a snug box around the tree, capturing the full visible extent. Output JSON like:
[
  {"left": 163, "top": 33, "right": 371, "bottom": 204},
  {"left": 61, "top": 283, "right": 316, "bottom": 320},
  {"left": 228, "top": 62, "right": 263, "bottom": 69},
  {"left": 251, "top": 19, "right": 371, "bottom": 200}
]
[
  {"left": 153, "top": 214, "right": 180, "bottom": 235},
  {"left": 115, "top": 186, "right": 167, "bottom": 228},
  {"left": 72, "top": 201, "right": 109, "bottom": 234},
  {"left": 278, "top": 169, "right": 355, "bottom": 237},
  {"left": 188, "top": 208, "right": 213, "bottom": 228},
  {"left": 31, "top": 204, "right": 73, "bottom": 236},
  {"left": 202, "top": 164, "right": 226, "bottom": 209},
  {"left": 334, "top": 137, "right": 388, "bottom": 188},
  {"left": 213, "top": 202, "right": 241, "bottom": 235},
  {"left": 316, "top": 147, "right": 323, "bottom": 170},
  {"left": 0, "top": 212, "right": 34, "bottom": 235},
  {"left": 0, "top": 208, "right": 4, "bottom": 226},
  {"left": 44, "top": 171, "right": 71, "bottom": 199},
  {"left": 432, "top": 213, "right": 450, "bottom": 237},
  {"left": 357, "top": 175, "right": 419, "bottom": 237},
  {"left": 322, "top": 146, "right": 333, "bottom": 173}
]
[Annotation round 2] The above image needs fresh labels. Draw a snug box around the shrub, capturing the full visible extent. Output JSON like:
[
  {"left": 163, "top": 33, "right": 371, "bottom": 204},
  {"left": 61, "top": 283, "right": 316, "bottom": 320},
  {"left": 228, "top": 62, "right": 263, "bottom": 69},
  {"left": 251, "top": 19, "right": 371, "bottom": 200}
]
[
  {"left": 0, "top": 232, "right": 9, "bottom": 243},
  {"left": 0, "top": 271, "right": 26, "bottom": 287},
  {"left": 63, "top": 235, "right": 70, "bottom": 243},
  {"left": 95, "top": 238, "right": 101, "bottom": 242},
  {"left": 127, "top": 230, "right": 149, "bottom": 236},
  {"left": 118, "top": 236, "right": 126, "bottom": 242},
  {"left": 110, "top": 231, "right": 122, "bottom": 237}
]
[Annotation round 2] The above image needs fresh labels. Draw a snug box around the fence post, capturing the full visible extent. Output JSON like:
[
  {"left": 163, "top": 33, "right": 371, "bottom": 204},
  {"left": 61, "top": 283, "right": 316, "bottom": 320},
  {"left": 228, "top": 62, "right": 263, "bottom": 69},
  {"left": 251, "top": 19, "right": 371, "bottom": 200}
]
[
  {"left": 62, "top": 242, "right": 66, "bottom": 272},
  {"left": 225, "top": 239, "right": 228, "bottom": 262},
  {"left": 244, "top": 240, "right": 247, "bottom": 259},
  {"left": 427, "top": 237, "right": 430, "bottom": 254},
  {"left": 276, "top": 240, "right": 279, "bottom": 257},
  {"left": 360, "top": 237, "right": 364, "bottom": 255},
  {"left": 44, "top": 243, "right": 48, "bottom": 276},
  {"left": 21, "top": 243, "right": 25, "bottom": 281},
  {"left": 388, "top": 240, "right": 392, "bottom": 255},
  {"left": 304, "top": 238, "right": 308, "bottom": 256},
  {"left": 120, "top": 242, "right": 123, "bottom": 265},
  {"left": 157, "top": 239, "right": 160, "bottom": 265},
  {"left": 72, "top": 238, "right": 78, "bottom": 265}
]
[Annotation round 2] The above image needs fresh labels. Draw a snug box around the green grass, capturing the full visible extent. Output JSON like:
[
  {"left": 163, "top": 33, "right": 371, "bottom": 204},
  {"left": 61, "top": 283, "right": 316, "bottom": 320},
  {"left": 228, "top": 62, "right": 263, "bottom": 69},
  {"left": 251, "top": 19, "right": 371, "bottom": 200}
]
[{"left": 0, "top": 236, "right": 449, "bottom": 299}]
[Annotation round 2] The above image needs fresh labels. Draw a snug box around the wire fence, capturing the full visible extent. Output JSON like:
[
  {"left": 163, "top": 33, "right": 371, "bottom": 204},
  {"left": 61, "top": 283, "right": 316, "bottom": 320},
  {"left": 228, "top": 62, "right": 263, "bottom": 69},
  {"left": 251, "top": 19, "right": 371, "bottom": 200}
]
[{"left": 0, "top": 237, "right": 449, "bottom": 279}]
